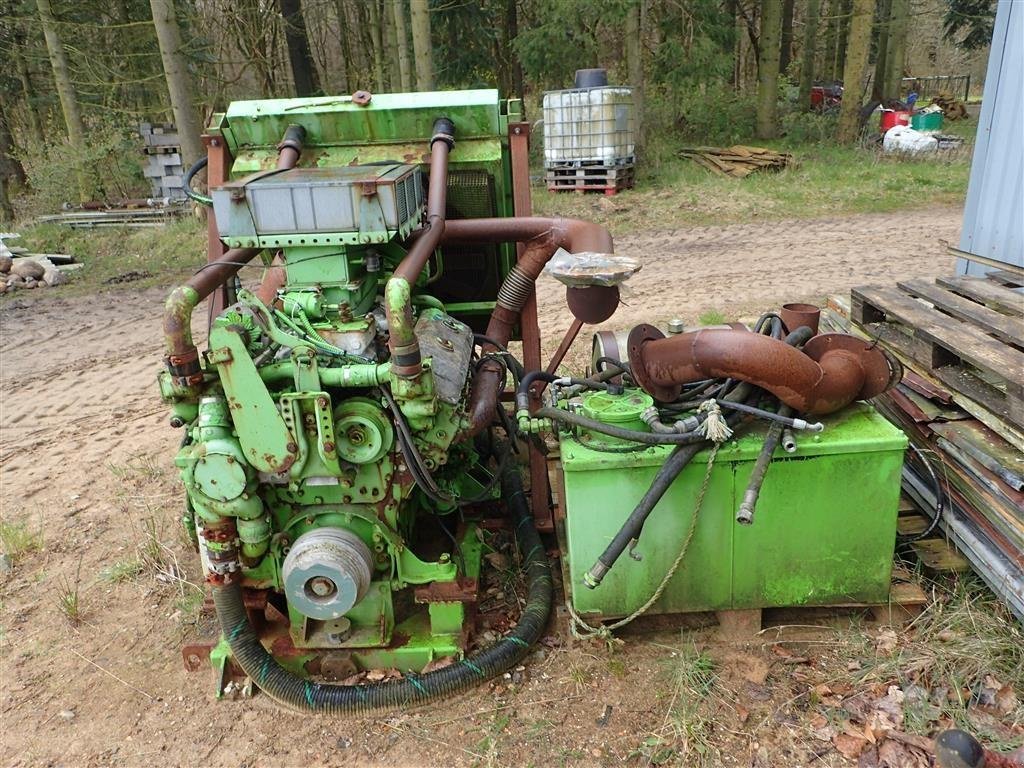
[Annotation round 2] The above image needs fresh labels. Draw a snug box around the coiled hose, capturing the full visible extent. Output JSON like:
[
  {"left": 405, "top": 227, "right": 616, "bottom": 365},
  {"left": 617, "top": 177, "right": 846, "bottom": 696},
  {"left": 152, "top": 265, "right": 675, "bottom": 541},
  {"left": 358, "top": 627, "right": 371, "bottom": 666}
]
[{"left": 211, "top": 453, "right": 551, "bottom": 713}]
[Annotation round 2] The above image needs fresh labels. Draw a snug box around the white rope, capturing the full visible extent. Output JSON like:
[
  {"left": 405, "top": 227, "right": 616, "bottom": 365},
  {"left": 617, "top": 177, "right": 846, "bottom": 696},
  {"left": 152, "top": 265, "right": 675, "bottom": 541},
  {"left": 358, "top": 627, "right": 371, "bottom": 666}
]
[
  {"left": 698, "top": 399, "right": 732, "bottom": 443},
  {"left": 566, "top": 441, "right": 722, "bottom": 645}
]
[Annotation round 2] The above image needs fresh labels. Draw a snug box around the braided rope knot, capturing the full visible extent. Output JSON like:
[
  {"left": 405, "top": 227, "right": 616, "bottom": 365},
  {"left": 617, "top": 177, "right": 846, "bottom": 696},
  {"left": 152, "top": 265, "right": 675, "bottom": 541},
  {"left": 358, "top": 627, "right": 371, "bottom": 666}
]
[{"left": 698, "top": 399, "right": 733, "bottom": 443}]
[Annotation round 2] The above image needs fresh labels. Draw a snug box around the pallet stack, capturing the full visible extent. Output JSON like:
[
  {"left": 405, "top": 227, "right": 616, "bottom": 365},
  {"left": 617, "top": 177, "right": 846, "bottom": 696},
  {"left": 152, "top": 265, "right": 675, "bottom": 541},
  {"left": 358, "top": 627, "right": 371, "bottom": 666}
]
[
  {"left": 139, "top": 122, "right": 186, "bottom": 200},
  {"left": 839, "top": 273, "right": 1024, "bottom": 620}
]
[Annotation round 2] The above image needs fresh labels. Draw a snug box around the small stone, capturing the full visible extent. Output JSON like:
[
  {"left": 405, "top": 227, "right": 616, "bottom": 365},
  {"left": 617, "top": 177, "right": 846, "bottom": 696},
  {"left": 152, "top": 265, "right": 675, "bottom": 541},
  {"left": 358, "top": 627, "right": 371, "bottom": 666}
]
[
  {"left": 0, "top": 282, "right": 6, "bottom": 295},
  {"left": 0, "top": 254, "right": 11, "bottom": 273},
  {"left": 11, "top": 260, "right": 45, "bottom": 280},
  {"left": 58, "top": 709, "right": 76, "bottom": 721},
  {"left": 24, "top": 278, "right": 37, "bottom": 289},
  {"left": 7, "top": 274, "right": 24, "bottom": 288},
  {"left": 0, "top": 553, "right": 12, "bottom": 579},
  {"left": 43, "top": 269, "right": 66, "bottom": 287}
]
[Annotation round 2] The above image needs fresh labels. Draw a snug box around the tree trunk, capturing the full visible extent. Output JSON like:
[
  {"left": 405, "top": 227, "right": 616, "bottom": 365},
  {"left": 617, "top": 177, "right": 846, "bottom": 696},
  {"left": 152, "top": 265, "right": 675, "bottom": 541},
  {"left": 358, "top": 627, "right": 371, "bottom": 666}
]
[
  {"left": 368, "top": 0, "right": 386, "bottom": 92},
  {"left": 835, "top": 0, "right": 852, "bottom": 81},
  {"left": 799, "top": 0, "right": 820, "bottom": 109},
  {"left": 391, "top": 0, "right": 412, "bottom": 90},
  {"left": 624, "top": 1, "right": 644, "bottom": 146},
  {"left": 14, "top": 36, "right": 46, "bottom": 143},
  {"left": 149, "top": 0, "right": 205, "bottom": 169},
  {"left": 508, "top": 0, "right": 523, "bottom": 98},
  {"left": 779, "top": 0, "right": 795, "bottom": 78},
  {"left": 410, "top": 0, "right": 434, "bottom": 90},
  {"left": 0, "top": 102, "right": 28, "bottom": 188},
  {"left": 37, "top": 0, "right": 94, "bottom": 201},
  {"left": 883, "top": 0, "right": 907, "bottom": 99},
  {"left": 871, "top": 0, "right": 891, "bottom": 101},
  {"left": 382, "top": 0, "right": 400, "bottom": 89},
  {"left": 279, "top": 0, "right": 321, "bottom": 96},
  {"left": 755, "top": 0, "right": 783, "bottom": 139},
  {"left": 0, "top": 174, "right": 13, "bottom": 223},
  {"left": 836, "top": 0, "right": 876, "bottom": 143}
]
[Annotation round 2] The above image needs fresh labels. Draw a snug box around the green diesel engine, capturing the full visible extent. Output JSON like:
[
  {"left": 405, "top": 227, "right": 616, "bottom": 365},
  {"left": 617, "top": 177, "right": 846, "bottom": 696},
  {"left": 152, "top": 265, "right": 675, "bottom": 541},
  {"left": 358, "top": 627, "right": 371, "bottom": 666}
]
[{"left": 158, "top": 91, "right": 571, "bottom": 708}]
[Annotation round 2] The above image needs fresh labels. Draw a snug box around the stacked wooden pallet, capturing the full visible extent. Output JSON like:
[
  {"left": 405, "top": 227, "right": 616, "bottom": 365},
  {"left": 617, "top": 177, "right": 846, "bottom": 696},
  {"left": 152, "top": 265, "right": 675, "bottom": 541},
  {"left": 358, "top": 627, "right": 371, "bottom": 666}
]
[
  {"left": 845, "top": 273, "right": 1024, "bottom": 620},
  {"left": 679, "top": 145, "right": 794, "bottom": 178},
  {"left": 139, "top": 122, "right": 186, "bottom": 200},
  {"left": 544, "top": 161, "right": 635, "bottom": 195}
]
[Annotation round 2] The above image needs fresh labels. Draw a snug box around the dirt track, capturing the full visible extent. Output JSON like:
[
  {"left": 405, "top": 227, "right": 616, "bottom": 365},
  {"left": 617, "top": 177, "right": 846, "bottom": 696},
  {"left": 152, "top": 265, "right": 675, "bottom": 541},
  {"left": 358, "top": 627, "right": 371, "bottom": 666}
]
[{"left": 0, "top": 206, "right": 963, "bottom": 766}]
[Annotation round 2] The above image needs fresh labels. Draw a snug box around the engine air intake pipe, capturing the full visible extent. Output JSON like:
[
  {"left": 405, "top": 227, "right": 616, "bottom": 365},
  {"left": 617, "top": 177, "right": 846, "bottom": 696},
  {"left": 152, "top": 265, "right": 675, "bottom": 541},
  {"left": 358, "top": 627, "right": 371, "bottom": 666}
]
[
  {"left": 626, "top": 326, "right": 899, "bottom": 415},
  {"left": 163, "top": 124, "right": 307, "bottom": 385},
  {"left": 211, "top": 449, "right": 551, "bottom": 713}
]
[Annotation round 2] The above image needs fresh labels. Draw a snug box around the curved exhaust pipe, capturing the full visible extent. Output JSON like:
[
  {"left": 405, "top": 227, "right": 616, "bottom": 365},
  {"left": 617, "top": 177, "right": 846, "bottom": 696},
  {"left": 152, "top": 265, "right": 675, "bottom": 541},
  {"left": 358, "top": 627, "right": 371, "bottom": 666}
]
[
  {"left": 164, "top": 125, "right": 307, "bottom": 385},
  {"left": 627, "top": 325, "right": 899, "bottom": 415},
  {"left": 437, "top": 217, "right": 614, "bottom": 437}
]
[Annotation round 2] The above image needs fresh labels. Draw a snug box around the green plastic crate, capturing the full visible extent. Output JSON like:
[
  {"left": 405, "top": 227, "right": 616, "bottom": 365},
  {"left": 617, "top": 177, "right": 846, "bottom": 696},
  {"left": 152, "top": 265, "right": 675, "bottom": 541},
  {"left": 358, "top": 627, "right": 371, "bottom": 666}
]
[{"left": 558, "top": 402, "right": 907, "bottom": 619}]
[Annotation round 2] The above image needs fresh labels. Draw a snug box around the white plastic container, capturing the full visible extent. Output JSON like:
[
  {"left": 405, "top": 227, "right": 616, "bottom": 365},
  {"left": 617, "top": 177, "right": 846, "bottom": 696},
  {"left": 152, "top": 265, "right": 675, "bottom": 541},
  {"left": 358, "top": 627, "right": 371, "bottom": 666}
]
[{"left": 542, "top": 87, "right": 635, "bottom": 166}]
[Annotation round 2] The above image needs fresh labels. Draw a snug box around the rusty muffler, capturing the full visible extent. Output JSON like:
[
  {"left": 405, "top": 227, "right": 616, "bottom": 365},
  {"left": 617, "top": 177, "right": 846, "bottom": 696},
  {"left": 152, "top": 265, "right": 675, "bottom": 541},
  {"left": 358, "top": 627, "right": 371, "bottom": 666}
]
[{"left": 627, "top": 325, "right": 899, "bottom": 415}]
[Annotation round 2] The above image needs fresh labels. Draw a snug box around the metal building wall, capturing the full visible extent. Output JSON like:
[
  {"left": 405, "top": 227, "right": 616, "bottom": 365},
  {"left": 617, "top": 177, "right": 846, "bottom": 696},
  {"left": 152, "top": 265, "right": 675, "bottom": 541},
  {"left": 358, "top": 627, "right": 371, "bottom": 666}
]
[{"left": 957, "top": 0, "right": 1023, "bottom": 276}]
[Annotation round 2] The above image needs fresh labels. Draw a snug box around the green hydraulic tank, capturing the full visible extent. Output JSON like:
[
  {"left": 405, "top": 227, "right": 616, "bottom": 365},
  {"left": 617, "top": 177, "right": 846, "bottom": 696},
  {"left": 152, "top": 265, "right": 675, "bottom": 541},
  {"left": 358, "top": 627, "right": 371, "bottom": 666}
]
[{"left": 557, "top": 400, "right": 907, "bottom": 619}]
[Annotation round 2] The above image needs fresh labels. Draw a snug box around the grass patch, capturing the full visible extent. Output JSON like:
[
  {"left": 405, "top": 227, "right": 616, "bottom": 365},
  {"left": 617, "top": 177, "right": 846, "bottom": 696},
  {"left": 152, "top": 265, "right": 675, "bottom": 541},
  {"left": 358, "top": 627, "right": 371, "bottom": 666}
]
[
  {"left": 634, "top": 642, "right": 721, "bottom": 767},
  {"left": 698, "top": 310, "right": 726, "bottom": 325},
  {"left": 534, "top": 130, "right": 974, "bottom": 235},
  {"left": 56, "top": 560, "right": 83, "bottom": 625},
  {"left": 1, "top": 218, "right": 206, "bottom": 302},
  {"left": 101, "top": 558, "right": 144, "bottom": 583},
  {"left": 0, "top": 518, "right": 43, "bottom": 563}
]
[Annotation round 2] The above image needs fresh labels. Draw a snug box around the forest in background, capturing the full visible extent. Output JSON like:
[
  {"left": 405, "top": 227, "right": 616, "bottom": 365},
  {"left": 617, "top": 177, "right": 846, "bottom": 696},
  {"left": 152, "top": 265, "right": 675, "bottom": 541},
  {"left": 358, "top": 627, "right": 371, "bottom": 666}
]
[{"left": 0, "top": 0, "right": 997, "bottom": 219}]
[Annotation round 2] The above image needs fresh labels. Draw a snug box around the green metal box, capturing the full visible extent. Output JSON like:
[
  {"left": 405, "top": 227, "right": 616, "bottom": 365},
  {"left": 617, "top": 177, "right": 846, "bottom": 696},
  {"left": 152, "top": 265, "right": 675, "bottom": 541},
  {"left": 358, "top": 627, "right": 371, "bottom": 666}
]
[{"left": 558, "top": 403, "right": 907, "bottom": 619}]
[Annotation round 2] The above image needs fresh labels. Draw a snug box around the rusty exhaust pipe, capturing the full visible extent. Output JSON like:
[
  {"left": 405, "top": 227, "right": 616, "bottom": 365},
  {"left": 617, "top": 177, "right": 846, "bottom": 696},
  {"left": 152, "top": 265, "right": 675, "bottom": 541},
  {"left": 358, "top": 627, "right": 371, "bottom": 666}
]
[
  {"left": 163, "top": 125, "right": 306, "bottom": 385},
  {"left": 436, "top": 217, "right": 614, "bottom": 437},
  {"left": 384, "top": 118, "right": 456, "bottom": 378},
  {"left": 627, "top": 325, "right": 898, "bottom": 415}
]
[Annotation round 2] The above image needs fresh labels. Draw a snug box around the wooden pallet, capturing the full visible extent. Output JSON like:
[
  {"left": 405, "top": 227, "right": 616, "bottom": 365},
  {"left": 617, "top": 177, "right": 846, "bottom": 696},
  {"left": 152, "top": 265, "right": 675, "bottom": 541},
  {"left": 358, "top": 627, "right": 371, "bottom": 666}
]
[
  {"left": 896, "top": 495, "right": 972, "bottom": 573},
  {"left": 545, "top": 164, "right": 635, "bottom": 194},
  {"left": 851, "top": 277, "right": 1024, "bottom": 434}
]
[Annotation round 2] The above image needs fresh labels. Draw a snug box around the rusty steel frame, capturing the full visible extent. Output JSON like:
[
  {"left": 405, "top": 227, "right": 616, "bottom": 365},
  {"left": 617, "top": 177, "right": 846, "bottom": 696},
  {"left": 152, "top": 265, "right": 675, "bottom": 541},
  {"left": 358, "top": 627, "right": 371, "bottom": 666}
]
[{"left": 508, "top": 121, "right": 553, "bottom": 533}]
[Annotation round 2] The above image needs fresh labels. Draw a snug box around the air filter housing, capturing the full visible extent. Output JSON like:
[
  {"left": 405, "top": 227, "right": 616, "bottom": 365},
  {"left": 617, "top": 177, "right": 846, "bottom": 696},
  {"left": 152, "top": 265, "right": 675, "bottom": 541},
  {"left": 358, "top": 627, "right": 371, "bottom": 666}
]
[{"left": 212, "top": 164, "right": 424, "bottom": 249}]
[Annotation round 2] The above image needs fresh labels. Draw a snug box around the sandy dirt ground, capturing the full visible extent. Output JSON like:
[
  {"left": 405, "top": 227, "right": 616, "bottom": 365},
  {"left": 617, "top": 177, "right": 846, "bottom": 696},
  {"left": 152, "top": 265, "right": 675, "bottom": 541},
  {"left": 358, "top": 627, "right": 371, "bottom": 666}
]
[{"left": 0, "top": 207, "right": 965, "bottom": 767}]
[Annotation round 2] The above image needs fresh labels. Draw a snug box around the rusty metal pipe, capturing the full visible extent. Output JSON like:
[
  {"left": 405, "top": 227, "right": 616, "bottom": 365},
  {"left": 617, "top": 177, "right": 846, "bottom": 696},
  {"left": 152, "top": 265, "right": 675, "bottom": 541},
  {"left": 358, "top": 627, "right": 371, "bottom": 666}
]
[
  {"left": 628, "top": 326, "right": 896, "bottom": 415},
  {"left": 163, "top": 125, "right": 306, "bottom": 384},
  {"left": 385, "top": 118, "right": 455, "bottom": 377},
  {"left": 441, "top": 217, "right": 614, "bottom": 437}
]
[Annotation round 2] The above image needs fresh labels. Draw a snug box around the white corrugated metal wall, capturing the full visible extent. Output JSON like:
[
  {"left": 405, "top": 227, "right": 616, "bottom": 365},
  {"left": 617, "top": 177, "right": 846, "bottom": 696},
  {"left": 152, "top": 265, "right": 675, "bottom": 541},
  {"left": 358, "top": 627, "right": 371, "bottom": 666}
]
[{"left": 957, "top": 0, "right": 1023, "bottom": 276}]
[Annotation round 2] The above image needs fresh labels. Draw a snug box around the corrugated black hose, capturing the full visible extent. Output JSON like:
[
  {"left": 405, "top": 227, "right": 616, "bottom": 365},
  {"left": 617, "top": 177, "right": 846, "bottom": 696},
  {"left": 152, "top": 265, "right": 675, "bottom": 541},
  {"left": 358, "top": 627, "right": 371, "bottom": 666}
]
[{"left": 211, "top": 449, "right": 551, "bottom": 713}]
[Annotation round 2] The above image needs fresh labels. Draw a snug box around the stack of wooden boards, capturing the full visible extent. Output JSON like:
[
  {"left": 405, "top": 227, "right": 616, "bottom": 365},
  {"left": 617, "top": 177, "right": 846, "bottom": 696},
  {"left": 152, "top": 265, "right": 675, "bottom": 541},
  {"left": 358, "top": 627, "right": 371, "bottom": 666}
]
[
  {"left": 679, "top": 146, "right": 794, "bottom": 178},
  {"left": 838, "top": 273, "right": 1023, "bottom": 620}
]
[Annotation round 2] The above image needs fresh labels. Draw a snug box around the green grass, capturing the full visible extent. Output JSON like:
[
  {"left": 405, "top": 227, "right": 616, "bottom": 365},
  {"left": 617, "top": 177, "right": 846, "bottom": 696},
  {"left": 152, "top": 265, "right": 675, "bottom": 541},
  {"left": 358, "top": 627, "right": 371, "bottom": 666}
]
[
  {"left": 0, "top": 518, "right": 43, "bottom": 563},
  {"left": 698, "top": 310, "right": 726, "bottom": 325},
  {"left": 101, "top": 558, "right": 144, "bottom": 583},
  {"left": 2, "top": 218, "right": 206, "bottom": 301},
  {"left": 534, "top": 128, "right": 975, "bottom": 235}
]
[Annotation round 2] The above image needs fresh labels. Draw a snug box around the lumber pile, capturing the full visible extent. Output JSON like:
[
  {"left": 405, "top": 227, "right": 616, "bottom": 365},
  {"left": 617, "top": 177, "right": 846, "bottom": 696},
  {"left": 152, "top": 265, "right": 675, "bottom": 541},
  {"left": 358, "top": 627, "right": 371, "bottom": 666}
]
[
  {"left": 833, "top": 273, "right": 1024, "bottom": 620},
  {"left": 931, "top": 90, "right": 969, "bottom": 121},
  {"left": 679, "top": 145, "right": 794, "bottom": 178}
]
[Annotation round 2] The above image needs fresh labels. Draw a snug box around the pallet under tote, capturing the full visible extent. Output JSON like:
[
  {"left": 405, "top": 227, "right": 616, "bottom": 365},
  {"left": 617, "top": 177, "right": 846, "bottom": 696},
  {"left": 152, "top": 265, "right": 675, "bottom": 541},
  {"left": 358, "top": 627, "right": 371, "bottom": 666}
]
[{"left": 545, "top": 163, "right": 635, "bottom": 194}]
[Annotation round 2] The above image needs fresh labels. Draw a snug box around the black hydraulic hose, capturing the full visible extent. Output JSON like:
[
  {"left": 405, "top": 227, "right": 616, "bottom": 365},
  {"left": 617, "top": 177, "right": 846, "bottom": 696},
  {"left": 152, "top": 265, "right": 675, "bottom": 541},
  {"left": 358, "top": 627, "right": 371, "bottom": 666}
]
[
  {"left": 582, "top": 406, "right": 750, "bottom": 588},
  {"left": 735, "top": 406, "right": 791, "bottom": 525},
  {"left": 515, "top": 371, "right": 558, "bottom": 412},
  {"left": 183, "top": 156, "right": 212, "bottom": 206},
  {"left": 583, "top": 442, "right": 703, "bottom": 589},
  {"left": 534, "top": 407, "right": 710, "bottom": 445},
  {"left": 897, "top": 442, "right": 945, "bottom": 543},
  {"left": 211, "top": 452, "right": 551, "bottom": 713},
  {"left": 734, "top": 326, "right": 814, "bottom": 525}
]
